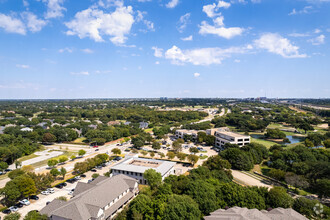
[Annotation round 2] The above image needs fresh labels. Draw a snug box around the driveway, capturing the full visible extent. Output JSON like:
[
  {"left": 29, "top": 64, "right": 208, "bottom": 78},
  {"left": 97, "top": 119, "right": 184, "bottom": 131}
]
[{"left": 231, "top": 170, "right": 272, "bottom": 189}]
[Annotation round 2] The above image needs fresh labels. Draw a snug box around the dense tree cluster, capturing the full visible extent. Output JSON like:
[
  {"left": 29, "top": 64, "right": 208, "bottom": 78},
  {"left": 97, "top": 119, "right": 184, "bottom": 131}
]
[{"left": 73, "top": 154, "right": 109, "bottom": 174}]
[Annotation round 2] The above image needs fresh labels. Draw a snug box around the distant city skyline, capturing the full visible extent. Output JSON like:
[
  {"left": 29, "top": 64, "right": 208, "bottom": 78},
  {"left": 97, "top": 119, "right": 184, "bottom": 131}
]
[{"left": 0, "top": 0, "right": 329, "bottom": 99}]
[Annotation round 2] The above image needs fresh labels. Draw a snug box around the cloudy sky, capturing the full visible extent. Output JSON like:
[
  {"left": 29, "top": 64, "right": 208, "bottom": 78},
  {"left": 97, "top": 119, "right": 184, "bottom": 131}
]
[{"left": 0, "top": 0, "right": 329, "bottom": 99}]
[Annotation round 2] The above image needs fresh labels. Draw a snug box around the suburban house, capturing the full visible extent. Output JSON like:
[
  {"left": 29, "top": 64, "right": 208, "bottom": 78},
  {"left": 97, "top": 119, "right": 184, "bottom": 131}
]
[
  {"left": 20, "top": 127, "right": 33, "bottom": 132},
  {"left": 207, "top": 127, "right": 250, "bottom": 149},
  {"left": 111, "top": 156, "right": 176, "bottom": 184},
  {"left": 107, "top": 121, "right": 120, "bottom": 126},
  {"left": 175, "top": 129, "right": 199, "bottom": 140},
  {"left": 204, "top": 206, "right": 307, "bottom": 220},
  {"left": 40, "top": 175, "right": 138, "bottom": 220},
  {"left": 139, "top": 121, "right": 149, "bottom": 129}
]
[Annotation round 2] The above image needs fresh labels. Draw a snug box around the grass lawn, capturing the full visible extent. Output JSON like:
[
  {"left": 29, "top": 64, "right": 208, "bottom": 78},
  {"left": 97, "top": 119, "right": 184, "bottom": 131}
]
[
  {"left": 31, "top": 151, "right": 77, "bottom": 168},
  {"left": 17, "top": 153, "right": 39, "bottom": 162},
  {"left": 251, "top": 138, "right": 276, "bottom": 148},
  {"left": 73, "top": 137, "right": 87, "bottom": 143},
  {"left": 144, "top": 128, "right": 153, "bottom": 133},
  {"left": 267, "top": 123, "right": 283, "bottom": 129}
]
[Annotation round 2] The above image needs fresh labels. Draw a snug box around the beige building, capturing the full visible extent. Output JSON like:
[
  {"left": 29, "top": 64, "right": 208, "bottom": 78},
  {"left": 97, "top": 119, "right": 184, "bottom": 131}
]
[
  {"left": 175, "top": 129, "right": 199, "bottom": 140},
  {"left": 207, "top": 127, "right": 250, "bottom": 149}
]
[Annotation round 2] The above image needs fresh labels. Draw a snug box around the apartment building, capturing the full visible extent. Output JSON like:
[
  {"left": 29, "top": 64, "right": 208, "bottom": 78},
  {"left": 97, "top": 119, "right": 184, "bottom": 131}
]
[
  {"left": 40, "top": 175, "right": 138, "bottom": 220},
  {"left": 111, "top": 156, "right": 176, "bottom": 184}
]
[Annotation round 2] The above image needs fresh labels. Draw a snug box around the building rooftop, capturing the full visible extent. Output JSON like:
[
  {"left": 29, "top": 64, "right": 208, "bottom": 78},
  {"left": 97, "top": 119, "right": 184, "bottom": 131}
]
[
  {"left": 111, "top": 157, "right": 176, "bottom": 176},
  {"left": 204, "top": 207, "right": 307, "bottom": 220},
  {"left": 40, "top": 174, "right": 137, "bottom": 220},
  {"left": 215, "top": 129, "right": 249, "bottom": 138}
]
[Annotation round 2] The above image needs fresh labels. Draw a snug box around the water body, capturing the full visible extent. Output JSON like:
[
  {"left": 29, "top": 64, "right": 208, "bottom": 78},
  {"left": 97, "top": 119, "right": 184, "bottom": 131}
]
[{"left": 251, "top": 134, "right": 305, "bottom": 145}]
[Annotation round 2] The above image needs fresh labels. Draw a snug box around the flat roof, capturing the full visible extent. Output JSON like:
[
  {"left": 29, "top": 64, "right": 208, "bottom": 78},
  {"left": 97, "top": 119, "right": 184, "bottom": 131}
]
[
  {"left": 111, "top": 157, "right": 176, "bottom": 176},
  {"left": 216, "top": 130, "right": 249, "bottom": 138}
]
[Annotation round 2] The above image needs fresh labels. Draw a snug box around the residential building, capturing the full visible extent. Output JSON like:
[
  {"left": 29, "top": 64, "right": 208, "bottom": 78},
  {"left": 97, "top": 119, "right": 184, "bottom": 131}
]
[
  {"left": 139, "top": 121, "right": 149, "bottom": 129},
  {"left": 175, "top": 129, "right": 199, "bottom": 140},
  {"left": 40, "top": 175, "right": 138, "bottom": 220},
  {"left": 211, "top": 127, "right": 250, "bottom": 149},
  {"left": 107, "top": 121, "right": 120, "bottom": 126},
  {"left": 20, "top": 127, "right": 33, "bottom": 132},
  {"left": 111, "top": 156, "right": 176, "bottom": 184},
  {"left": 88, "top": 124, "right": 98, "bottom": 130},
  {"left": 204, "top": 206, "right": 307, "bottom": 220}
]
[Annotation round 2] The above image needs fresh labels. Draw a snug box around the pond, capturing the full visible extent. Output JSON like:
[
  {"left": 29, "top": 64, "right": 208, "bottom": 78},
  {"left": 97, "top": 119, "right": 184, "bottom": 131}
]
[{"left": 251, "top": 134, "right": 305, "bottom": 145}]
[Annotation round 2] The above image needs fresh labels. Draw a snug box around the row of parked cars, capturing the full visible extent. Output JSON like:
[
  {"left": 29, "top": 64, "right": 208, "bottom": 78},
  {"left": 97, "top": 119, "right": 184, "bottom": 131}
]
[
  {"left": 0, "top": 168, "right": 12, "bottom": 175},
  {"left": 2, "top": 197, "right": 38, "bottom": 214}
]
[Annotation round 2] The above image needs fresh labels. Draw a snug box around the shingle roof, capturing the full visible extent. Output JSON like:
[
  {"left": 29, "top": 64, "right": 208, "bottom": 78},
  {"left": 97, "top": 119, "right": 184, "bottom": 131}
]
[
  {"left": 40, "top": 174, "right": 137, "bottom": 220},
  {"left": 204, "top": 207, "right": 308, "bottom": 220}
]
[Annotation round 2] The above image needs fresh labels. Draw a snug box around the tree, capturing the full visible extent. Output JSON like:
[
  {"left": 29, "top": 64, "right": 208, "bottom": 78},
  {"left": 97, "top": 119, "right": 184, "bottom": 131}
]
[
  {"left": 3, "top": 181, "right": 21, "bottom": 205},
  {"left": 149, "top": 152, "right": 155, "bottom": 158},
  {"left": 42, "top": 133, "right": 56, "bottom": 143},
  {"left": 143, "top": 169, "right": 162, "bottom": 190},
  {"left": 266, "top": 187, "right": 293, "bottom": 208},
  {"left": 58, "top": 156, "right": 68, "bottom": 163},
  {"left": 60, "top": 167, "right": 67, "bottom": 179},
  {"left": 111, "top": 148, "right": 121, "bottom": 155},
  {"left": 78, "top": 149, "right": 86, "bottom": 156},
  {"left": 47, "top": 159, "right": 58, "bottom": 167},
  {"left": 293, "top": 197, "right": 318, "bottom": 219},
  {"left": 74, "top": 162, "right": 88, "bottom": 174},
  {"left": 163, "top": 194, "right": 201, "bottom": 220},
  {"left": 8, "top": 169, "right": 25, "bottom": 179},
  {"left": 220, "top": 148, "right": 254, "bottom": 171},
  {"left": 304, "top": 138, "right": 314, "bottom": 148},
  {"left": 284, "top": 172, "right": 309, "bottom": 189},
  {"left": 13, "top": 175, "right": 37, "bottom": 198},
  {"left": 70, "top": 155, "right": 76, "bottom": 160},
  {"left": 187, "top": 154, "right": 199, "bottom": 166},
  {"left": 203, "top": 155, "right": 231, "bottom": 170},
  {"left": 323, "top": 139, "right": 330, "bottom": 148},
  {"left": 50, "top": 168, "right": 60, "bottom": 178},
  {"left": 297, "top": 122, "right": 314, "bottom": 134},
  {"left": 24, "top": 211, "right": 48, "bottom": 220},
  {"left": 21, "top": 165, "right": 34, "bottom": 173},
  {"left": 0, "top": 161, "right": 9, "bottom": 171},
  {"left": 177, "top": 152, "right": 186, "bottom": 161},
  {"left": 152, "top": 141, "right": 161, "bottom": 150},
  {"left": 189, "top": 147, "right": 199, "bottom": 154},
  {"left": 172, "top": 140, "right": 183, "bottom": 152},
  {"left": 313, "top": 179, "right": 330, "bottom": 198},
  {"left": 15, "top": 160, "right": 22, "bottom": 169},
  {"left": 92, "top": 173, "right": 100, "bottom": 179},
  {"left": 4, "top": 213, "right": 21, "bottom": 220},
  {"left": 166, "top": 152, "right": 175, "bottom": 160}
]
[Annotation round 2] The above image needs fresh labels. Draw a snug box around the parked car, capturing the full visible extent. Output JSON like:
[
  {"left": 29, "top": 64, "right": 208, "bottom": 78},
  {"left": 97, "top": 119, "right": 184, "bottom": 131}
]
[
  {"left": 75, "top": 176, "right": 81, "bottom": 180},
  {"left": 66, "top": 178, "right": 77, "bottom": 183},
  {"left": 46, "top": 201, "right": 51, "bottom": 205},
  {"left": 55, "top": 184, "right": 64, "bottom": 189},
  {"left": 5, "top": 169, "right": 12, "bottom": 172},
  {"left": 19, "top": 199, "right": 30, "bottom": 206},
  {"left": 2, "top": 209, "right": 11, "bottom": 214},
  {"left": 15, "top": 203, "right": 24, "bottom": 208},
  {"left": 95, "top": 149, "right": 99, "bottom": 151},
  {"left": 30, "top": 195, "right": 39, "bottom": 200},
  {"left": 96, "top": 166, "right": 102, "bottom": 170},
  {"left": 41, "top": 191, "right": 50, "bottom": 195},
  {"left": 80, "top": 174, "right": 86, "bottom": 178},
  {"left": 9, "top": 206, "right": 18, "bottom": 212},
  {"left": 47, "top": 188, "right": 55, "bottom": 193},
  {"left": 91, "top": 169, "right": 97, "bottom": 172},
  {"left": 93, "top": 145, "right": 99, "bottom": 148}
]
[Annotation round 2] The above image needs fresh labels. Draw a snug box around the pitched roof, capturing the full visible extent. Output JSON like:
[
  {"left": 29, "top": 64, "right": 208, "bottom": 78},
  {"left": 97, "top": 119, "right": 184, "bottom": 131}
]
[
  {"left": 40, "top": 174, "right": 137, "bottom": 220},
  {"left": 204, "top": 207, "right": 308, "bottom": 220}
]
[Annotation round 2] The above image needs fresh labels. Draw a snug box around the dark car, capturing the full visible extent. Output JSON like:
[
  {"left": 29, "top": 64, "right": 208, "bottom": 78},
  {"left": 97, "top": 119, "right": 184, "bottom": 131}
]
[
  {"left": 15, "top": 203, "right": 24, "bottom": 208},
  {"left": 46, "top": 201, "right": 51, "bottom": 205},
  {"left": 55, "top": 184, "right": 64, "bottom": 189},
  {"left": 66, "top": 178, "right": 76, "bottom": 183},
  {"left": 30, "top": 195, "right": 39, "bottom": 200},
  {"left": 95, "top": 149, "right": 99, "bottom": 151},
  {"left": 80, "top": 174, "right": 86, "bottom": 178},
  {"left": 5, "top": 169, "right": 12, "bottom": 172},
  {"left": 91, "top": 169, "right": 97, "bottom": 172},
  {"left": 2, "top": 209, "right": 11, "bottom": 214}
]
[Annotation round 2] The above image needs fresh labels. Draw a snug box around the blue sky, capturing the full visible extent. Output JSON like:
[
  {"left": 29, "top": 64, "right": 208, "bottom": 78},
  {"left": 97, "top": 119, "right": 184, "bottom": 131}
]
[{"left": 0, "top": 0, "right": 329, "bottom": 99}]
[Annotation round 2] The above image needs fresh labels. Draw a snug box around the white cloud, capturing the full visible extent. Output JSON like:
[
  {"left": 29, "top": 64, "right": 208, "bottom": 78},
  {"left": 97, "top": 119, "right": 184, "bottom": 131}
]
[
  {"left": 164, "top": 45, "right": 252, "bottom": 65},
  {"left": 234, "top": 59, "right": 241, "bottom": 63},
  {"left": 199, "top": 21, "right": 244, "bottom": 39},
  {"left": 166, "top": 0, "right": 179, "bottom": 8},
  {"left": 155, "top": 61, "right": 160, "bottom": 65},
  {"left": 308, "top": 34, "right": 325, "bottom": 45},
  {"left": 314, "top": 28, "right": 321, "bottom": 33},
  {"left": 193, "top": 72, "right": 200, "bottom": 78},
  {"left": 22, "top": 12, "right": 47, "bottom": 32},
  {"left": 151, "top": 46, "right": 163, "bottom": 58},
  {"left": 289, "top": 32, "right": 310, "bottom": 37},
  {"left": 43, "top": 0, "right": 66, "bottom": 19},
  {"left": 65, "top": 5, "right": 134, "bottom": 45},
  {"left": 81, "top": 48, "right": 94, "bottom": 53},
  {"left": 136, "top": 10, "right": 154, "bottom": 32},
  {"left": 177, "top": 13, "right": 190, "bottom": 33},
  {"left": 0, "top": 13, "right": 26, "bottom": 34},
  {"left": 23, "top": 0, "right": 29, "bottom": 7},
  {"left": 203, "top": 3, "right": 221, "bottom": 18},
  {"left": 181, "top": 35, "right": 193, "bottom": 41},
  {"left": 254, "top": 33, "right": 307, "bottom": 58},
  {"left": 289, "top": 6, "right": 313, "bottom": 15},
  {"left": 16, "top": 64, "right": 30, "bottom": 69},
  {"left": 218, "top": 1, "right": 231, "bottom": 9},
  {"left": 70, "top": 71, "right": 89, "bottom": 75},
  {"left": 59, "top": 47, "right": 73, "bottom": 53}
]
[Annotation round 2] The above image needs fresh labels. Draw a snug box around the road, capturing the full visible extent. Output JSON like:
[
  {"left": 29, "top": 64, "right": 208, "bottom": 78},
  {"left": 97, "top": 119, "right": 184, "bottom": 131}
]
[{"left": 231, "top": 170, "right": 272, "bottom": 189}]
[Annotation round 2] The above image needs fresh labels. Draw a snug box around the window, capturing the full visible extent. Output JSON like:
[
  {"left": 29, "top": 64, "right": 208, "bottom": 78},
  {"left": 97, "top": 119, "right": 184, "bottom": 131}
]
[
  {"left": 238, "top": 139, "right": 243, "bottom": 142},
  {"left": 244, "top": 138, "right": 250, "bottom": 141}
]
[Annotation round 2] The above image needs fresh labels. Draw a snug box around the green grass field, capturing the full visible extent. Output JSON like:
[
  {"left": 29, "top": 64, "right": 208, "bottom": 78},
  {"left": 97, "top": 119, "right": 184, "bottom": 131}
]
[
  {"left": 73, "top": 137, "right": 87, "bottom": 143},
  {"left": 251, "top": 138, "right": 277, "bottom": 148}
]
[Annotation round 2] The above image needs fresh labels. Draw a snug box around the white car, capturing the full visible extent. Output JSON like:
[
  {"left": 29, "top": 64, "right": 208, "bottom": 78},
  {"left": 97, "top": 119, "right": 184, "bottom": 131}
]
[
  {"left": 9, "top": 206, "right": 18, "bottom": 212},
  {"left": 41, "top": 191, "right": 50, "bottom": 195},
  {"left": 19, "top": 199, "right": 30, "bottom": 206},
  {"left": 47, "top": 188, "right": 55, "bottom": 193}
]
